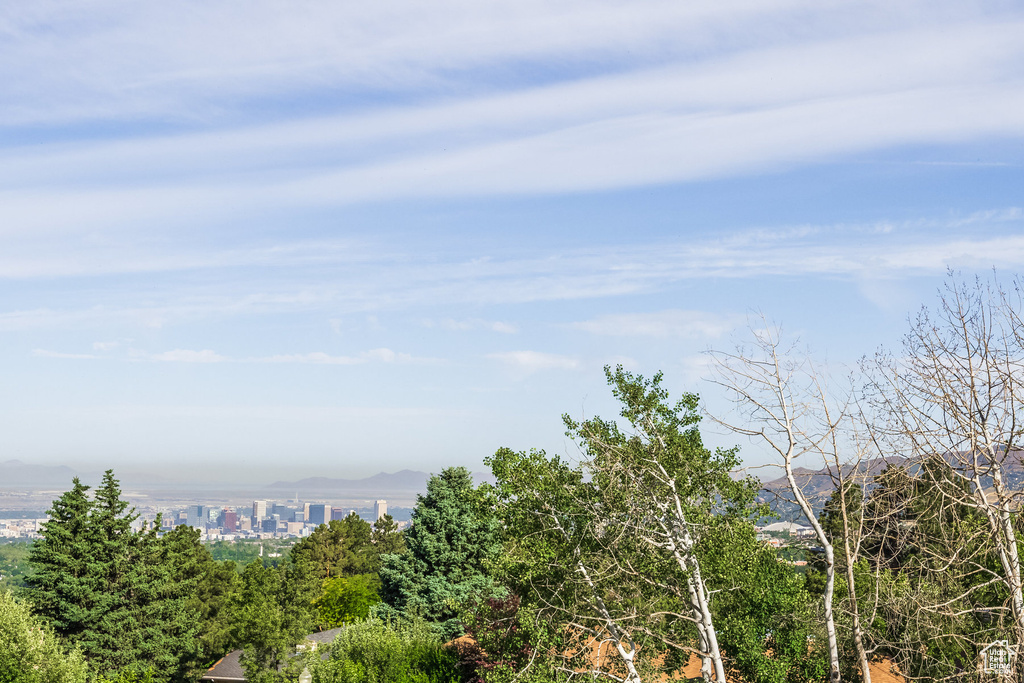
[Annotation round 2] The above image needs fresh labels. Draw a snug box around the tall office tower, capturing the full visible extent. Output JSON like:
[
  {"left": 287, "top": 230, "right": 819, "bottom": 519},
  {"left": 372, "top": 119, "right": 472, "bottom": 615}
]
[
  {"left": 185, "top": 505, "right": 205, "bottom": 528},
  {"left": 222, "top": 509, "right": 238, "bottom": 531},
  {"left": 331, "top": 507, "right": 347, "bottom": 522},
  {"left": 374, "top": 500, "right": 387, "bottom": 521},
  {"left": 308, "top": 504, "right": 330, "bottom": 525},
  {"left": 252, "top": 500, "right": 268, "bottom": 520},
  {"left": 303, "top": 502, "right": 311, "bottom": 519}
]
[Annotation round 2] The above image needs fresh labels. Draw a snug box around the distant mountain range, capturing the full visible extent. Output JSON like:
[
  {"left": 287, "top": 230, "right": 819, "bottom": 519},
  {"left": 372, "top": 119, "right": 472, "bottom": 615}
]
[
  {"left": 0, "top": 460, "right": 78, "bottom": 487},
  {"left": 266, "top": 469, "right": 496, "bottom": 495},
  {"left": 758, "top": 450, "right": 1024, "bottom": 522}
]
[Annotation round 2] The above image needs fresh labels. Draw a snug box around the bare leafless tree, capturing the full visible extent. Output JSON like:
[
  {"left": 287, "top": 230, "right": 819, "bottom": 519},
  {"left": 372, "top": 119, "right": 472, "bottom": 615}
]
[
  {"left": 862, "top": 273, "right": 1024, "bottom": 667},
  {"left": 708, "top": 318, "right": 872, "bottom": 683}
]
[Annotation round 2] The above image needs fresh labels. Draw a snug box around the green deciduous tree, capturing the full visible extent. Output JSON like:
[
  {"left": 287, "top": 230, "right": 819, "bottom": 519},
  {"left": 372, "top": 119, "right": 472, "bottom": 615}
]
[
  {"left": 456, "top": 594, "right": 567, "bottom": 683},
  {"left": 291, "top": 514, "right": 376, "bottom": 581},
  {"left": 307, "top": 617, "right": 459, "bottom": 683},
  {"left": 0, "top": 542, "right": 32, "bottom": 590},
  {"left": 315, "top": 573, "right": 381, "bottom": 627},
  {"left": 379, "top": 467, "right": 501, "bottom": 639},
  {"left": 0, "top": 590, "right": 88, "bottom": 683},
  {"left": 232, "top": 559, "right": 317, "bottom": 683},
  {"left": 372, "top": 514, "right": 406, "bottom": 558},
  {"left": 700, "top": 522, "right": 830, "bottom": 683},
  {"left": 489, "top": 367, "right": 767, "bottom": 683}
]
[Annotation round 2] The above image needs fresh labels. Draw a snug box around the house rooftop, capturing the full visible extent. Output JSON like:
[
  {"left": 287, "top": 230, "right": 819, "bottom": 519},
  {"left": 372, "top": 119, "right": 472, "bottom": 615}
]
[{"left": 201, "top": 627, "right": 344, "bottom": 682}]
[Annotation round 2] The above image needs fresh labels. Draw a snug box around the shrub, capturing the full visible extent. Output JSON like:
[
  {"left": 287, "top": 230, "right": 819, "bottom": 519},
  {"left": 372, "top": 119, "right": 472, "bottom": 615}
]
[
  {"left": 308, "top": 617, "right": 459, "bottom": 683},
  {"left": 0, "top": 590, "right": 88, "bottom": 683}
]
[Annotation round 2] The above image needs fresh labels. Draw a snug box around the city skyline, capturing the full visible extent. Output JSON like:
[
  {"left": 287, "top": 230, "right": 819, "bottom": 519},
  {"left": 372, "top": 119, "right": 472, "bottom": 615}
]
[{"left": 1, "top": 2, "right": 1023, "bottom": 482}]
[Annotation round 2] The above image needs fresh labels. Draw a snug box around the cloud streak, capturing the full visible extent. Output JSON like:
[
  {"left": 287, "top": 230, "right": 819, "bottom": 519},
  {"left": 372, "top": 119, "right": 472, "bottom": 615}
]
[
  {"left": 4, "top": 211, "right": 1024, "bottom": 330},
  {"left": 487, "top": 351, "right": 581, "bottom": 374},
  {"left": 572, "top": 310, "right": 742, "bottom": 339},
  {"left": 33, "top": 346, "right": 430, "bottom": 365},
  {"left": 0, "top": 6, "right": 1022, "bottom": 238}
]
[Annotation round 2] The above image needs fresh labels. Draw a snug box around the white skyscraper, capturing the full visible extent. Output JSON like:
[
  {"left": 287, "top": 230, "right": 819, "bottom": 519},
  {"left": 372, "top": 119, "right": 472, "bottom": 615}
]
[
  {"left": 374, "top": 499, "right": 387, "bottom": 521},
  {"left": 252, "top": 500, "right": 267, "bottom": 520}
]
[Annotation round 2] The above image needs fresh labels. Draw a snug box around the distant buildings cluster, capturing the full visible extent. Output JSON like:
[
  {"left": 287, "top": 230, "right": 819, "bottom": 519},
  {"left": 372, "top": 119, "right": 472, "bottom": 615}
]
[
  {"left": 0, "top": 498, "right": 400, "bottom": 543},
  {"left": 159, "top": 498, "right": 393, "bottom": 541},
  {"left": 0, "top": 518, "right": 46, "bottom": 540}
]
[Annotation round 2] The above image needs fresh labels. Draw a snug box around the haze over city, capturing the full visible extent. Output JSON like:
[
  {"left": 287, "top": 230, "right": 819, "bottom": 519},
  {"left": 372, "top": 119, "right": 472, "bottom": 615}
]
[{"left": 2, "top": 1, "right": 1023, "bottom": 484}]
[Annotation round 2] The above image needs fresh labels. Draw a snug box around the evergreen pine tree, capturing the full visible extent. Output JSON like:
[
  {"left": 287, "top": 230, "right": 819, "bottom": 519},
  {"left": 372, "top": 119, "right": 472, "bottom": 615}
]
[
  {"left": 27, "top": 471, "right": 203, "bottom": 682},
  {"left": 27, "top": 478, "right": 95, "bottom": 640},
  {"left": 379, "top": 467, "right": 501, "bottom": 638}
]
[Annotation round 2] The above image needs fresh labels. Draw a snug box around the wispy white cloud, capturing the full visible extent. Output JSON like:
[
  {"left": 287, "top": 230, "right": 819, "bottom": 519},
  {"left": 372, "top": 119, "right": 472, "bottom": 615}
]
[
  {"left": 487, "top": 351, "right": 581, "bottom": 373},
  {"left": 32, "top": 349, "right": 99, "bottom": 360},
  {"left": 39, "top": 346, "right": 431, "bottom": 365},
  {"left": 0, "top": 0, "right": 919, "bottom": 127},
  {"left": 144, "top": 349, "right": 226, "bottom": 363},
  {"left": 573, "top": 310, "right": 741, "bottom": 339},
  {"left": 426, "top": 318, "right": 519, "bottom": 334},
  {"left": 4, "top": 210, "right": 1024, "bottom": 331},
  {"left": 0, "top": 7, "right": 1021, "bottom": 240}
]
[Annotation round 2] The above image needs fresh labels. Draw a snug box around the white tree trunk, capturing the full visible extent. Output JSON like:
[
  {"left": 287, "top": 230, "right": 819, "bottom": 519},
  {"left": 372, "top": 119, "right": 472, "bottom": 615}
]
[
  {"left": 786, "top": 458, "right": 841, "bottom": 682},
  {"left": 577, "top": 559, "right": 643, "bottom": 683}
]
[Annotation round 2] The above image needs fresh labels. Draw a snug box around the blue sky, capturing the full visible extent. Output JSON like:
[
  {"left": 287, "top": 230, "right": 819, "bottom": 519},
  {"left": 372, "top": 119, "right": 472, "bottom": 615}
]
[{"left": 2, "top": 0, "right": 1023, "bottom": 484}]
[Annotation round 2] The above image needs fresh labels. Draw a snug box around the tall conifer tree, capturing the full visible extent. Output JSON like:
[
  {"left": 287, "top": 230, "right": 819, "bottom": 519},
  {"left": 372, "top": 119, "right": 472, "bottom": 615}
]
[
  {"left": 379, "top": 467, "right": 500, "bottom": 638},
  {"left": 27, "top": 471, "right": 203, "bottom": 681},
  {"left": 27, "top": 478, "right": 95, "bottom": 639}
]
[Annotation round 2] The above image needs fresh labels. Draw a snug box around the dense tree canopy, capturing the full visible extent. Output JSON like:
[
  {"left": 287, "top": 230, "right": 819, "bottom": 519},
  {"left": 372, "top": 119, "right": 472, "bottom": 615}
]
[
  {"left": 489, "top": 367, "right": 806, "bottom": 683},
  {"left": 26, "top": 471, "right": 203, "bottom": 682},
  {"left": 291, "top": 514, "right": 376, "bottom": 581}
]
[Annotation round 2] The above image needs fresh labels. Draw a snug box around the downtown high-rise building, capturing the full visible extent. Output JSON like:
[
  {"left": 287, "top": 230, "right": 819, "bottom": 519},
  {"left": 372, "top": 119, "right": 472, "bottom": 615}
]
[
  {"left": 308, "top": 504, "right": 330, "bottom": 526},
  {"left": 252, "top": 500, "right": 268, "bottom": 520},
  {"left": 185, "top": 505, "right": 205, "bottom": 528},
  {"left": 374, "top": 500, "right": 387, "bottom": 521}
]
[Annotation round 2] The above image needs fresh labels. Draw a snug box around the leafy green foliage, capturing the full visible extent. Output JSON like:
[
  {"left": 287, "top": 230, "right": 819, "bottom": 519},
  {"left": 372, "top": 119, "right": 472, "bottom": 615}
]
[
  {"left": 456, "top": 594, "right": 567, "bottom": 683},
  {"left": 0, "top": 589, "right": 88, "bottom": 683},
  {"left": 94, "top": 670, "right": 157, "bottom": 683},
  {"left": 157, "top": 525, "right": 241, "bottom": 672},
  {"left": 700, "top": 522, "right": 830, "bottom": 683},
  {"left": 291, "top": 514, "right": 376, "bottom": 581},
  {"left": 379, "top": 467, "right": 501, "bottom": 639},
  {"left": 316, "top": 573, "right": 381, "bottom": 627},
  {"left": 206, "top": 540, "right": 271, "bottom": 565},
  {"left": 372, "top": 514, "right": 406, "bottom": 558},
  {"left": 490, "top": 367, "right": 770, "bottom": 681},
  {"left": 0, "top": 542, "right": 32, "bottom": 590},
  {"left": 307, "top": 617, "right": 459, "bottom": 683},
  {"left": 232, "top": 559, "right": 317, "bottom": 682}
]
